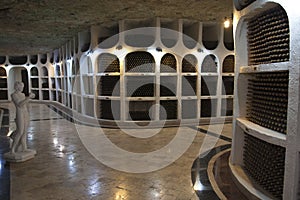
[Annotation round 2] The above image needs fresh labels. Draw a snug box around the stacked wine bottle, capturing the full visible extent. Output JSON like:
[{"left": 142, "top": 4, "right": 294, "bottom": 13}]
[
  {"left": 125, "top": 52, "right": 155, "bottom": 72},
  {"left": 97, "top": 53, "right": 120, "bottom": 73},
  {"left": 126, "top": 77, "right": 155, "bottom": 97},
  {"left": 182, "top": 54, "right": 197, "bottom": 72},
  {"left": 160, "top": 53, "right": 177, "bottom": 73},
  {"left": 98, "top": 76, "right": 120, "bottom": 96},
  {"left": 246, "top": 71, "right": 288, "bottom": 134},
  {"left": 160, "top": 77, "right": 177, "bottom": 96},
  {"left": 248, "top": 5, "right": 289, "bottom": 65},
  {"left": 244, "top": 133, "right": 285, "bottom": 199},
  {"left": 128, "top": 101, "right": 154, "bottom": 121},
  {"left": 98, "top": 100, "right": 120, "bottom": 120},
  {"left": 160, "top": 100, "right": 177, "bottom": 120}
]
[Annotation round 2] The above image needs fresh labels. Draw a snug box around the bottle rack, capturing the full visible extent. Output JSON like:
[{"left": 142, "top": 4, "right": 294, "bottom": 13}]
[
  {"left": 247, "top": 72, "right": 288, "bottom": 134},
  {"left": 230, "top": 1, "right": 300, "bottom": 199},
  {"left": 0, "top": 67, "right": 8, "bottom": 100},
  {"left": 243, "top": 132, "right": 285, "bottom": 199},
  {"left": 0, "top": 18, "right": 234, "bottom": 127},
  {"left": 247, "top": 5, "right": 289, "bottom": 65}
]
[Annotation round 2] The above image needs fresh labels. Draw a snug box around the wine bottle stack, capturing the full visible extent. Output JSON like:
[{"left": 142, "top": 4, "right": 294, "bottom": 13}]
[
  {"left": 129, "top": 101, "right": 153, "bottom": 121},
  {"left": 243, "top": 133, "right": 285, "bottom": 199},
  {"left": 31, "top": 78, "right": 39, "bottom": 88},
  {"left": 131, "top": 84, "right": 154, "bottom": 97},
  {"left": 42, "top": 91, "right": 49, "bottom": 100},
  {"left": 125, "top": 52, "right": 155, "bottom": 72},
  {"left": 182, "top": 55, "right": 197, "bottom": 72},
  {"left": 0, "top": 78, "right": 7, "bottom": 88},
  {"left": 127, "top": 77, "right": 155, "bottom": 97},
  {"left": 182, "top": 76, "right": 197, "bottom": 96},
  {"left": 202, "top": 55, "right": 218, "bottom": 73},
  {"left": 248, "top": 5, "right": 289, "bottom": 65},
  {"left": 98, "top": 100, "right": 120, "bottom": 120},
  {"left": 57, "top": 92, "right": 62, "bottom": 103},
  {"left": 222, "top": 55, "right": 234, "bottom": 73},
  {"left": 160, "top": 100, "right": 177, "bottom": 120},
  {"left": 98, "top": 76, "right": 120, "bottom": 96},
  {"left": 160, "top": 77, "right": 177, "bottom": 96},
  {"left": 51, "top": 91, "right": 56, "bottom": 101},
  {"left": 98, "top": 53, "right": 120, "bottom": 73},
  {"left": 160, "top": 54, "right": 177, "bottom": 73},
  {"left": 246, "top": 72, "right": 288, "bottom": 134}
]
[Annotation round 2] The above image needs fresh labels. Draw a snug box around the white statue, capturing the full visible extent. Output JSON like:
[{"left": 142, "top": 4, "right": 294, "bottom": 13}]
[{"left": 4, "top": 81, "right": 36, "bottom": 162}]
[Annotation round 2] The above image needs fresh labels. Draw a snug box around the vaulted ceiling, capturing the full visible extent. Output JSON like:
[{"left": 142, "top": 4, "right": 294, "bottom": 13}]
[{"left": 0, "top": 0, "right": 233, "bottom": 55}]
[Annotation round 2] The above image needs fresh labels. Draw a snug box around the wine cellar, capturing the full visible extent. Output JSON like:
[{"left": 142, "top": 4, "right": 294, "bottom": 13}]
[
  {"left": 0, "top": 18, "right": 234, "bottom": 127},
  {"left": 230, "top": 0, "right": 300, "bottom": 199}
]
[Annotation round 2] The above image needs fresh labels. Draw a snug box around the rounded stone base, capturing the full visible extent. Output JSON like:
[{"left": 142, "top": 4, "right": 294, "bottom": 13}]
[{"left": 4, "top": 149, "right": 37, "bottom": 162}]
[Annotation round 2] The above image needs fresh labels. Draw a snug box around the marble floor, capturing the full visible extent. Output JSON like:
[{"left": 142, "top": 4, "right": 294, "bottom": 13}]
[{"left": 0, "top": 103, "right": 241, "bottom": 200}]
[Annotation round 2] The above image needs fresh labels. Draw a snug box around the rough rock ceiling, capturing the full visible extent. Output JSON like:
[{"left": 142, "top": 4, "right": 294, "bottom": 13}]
[{"left": 0, "top": 0, "right": 233, "bottom": 56}]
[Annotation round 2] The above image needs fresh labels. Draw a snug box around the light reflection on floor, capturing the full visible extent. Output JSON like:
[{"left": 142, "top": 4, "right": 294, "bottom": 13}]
[{"left": 0, "top": 103, "right": 238, "bottom": 199}]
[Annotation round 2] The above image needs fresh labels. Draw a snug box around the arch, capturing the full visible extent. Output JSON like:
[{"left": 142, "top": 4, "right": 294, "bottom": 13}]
[
  {"left": 0, "top": 67, "right": 7, "bottom": 76},
  {"left": 247, "top": 3, "right": 289, "bottom": 65},
  {"left": 201, "top": 54, "right": 218, "bottom": 73},
  {"left": 9, "top": 55, "right": 28, "bottom": 65},
  {"left": 30, "top": 67, "right": 39, "bottom": 76},
  {"left": 182, "top": 54, "right": 197, "bottom": 72},
  {"left": 0, "top": 56, "right": 6, "bottom": 65},
  {"left": 160, "top": 53, "right": 177, "bottom": 73},
  {"left": 125, "top": 51, "right": 155, "bottom": 72},
  {"left": 222, "top": 55, "right": 235, "bottom": 73},
  {"left": 202, "top": 23, "right": 219, "bottom": 50},
  {"left": 97, "top": 53, "right": 120, "bottom": 73},
  {"left": 41, "top": 66, "right": 48, "bottom": 76},
  {"left": 55, "top": 65, "right": 61, "bottom": 76}
]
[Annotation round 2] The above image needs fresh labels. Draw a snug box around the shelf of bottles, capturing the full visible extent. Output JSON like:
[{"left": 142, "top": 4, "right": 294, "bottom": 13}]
[
  {"left": 247, "top": 4, "right": 289, "bottom": 65},
  {"left": 160, "top": 53, "right": 178, "bottom": 119},
  {"left": 127, "top": 100, "right": 154, "bottom": 121},
  {"left": 0, "top": 18, "right": 235, "bottom": 125},
  {"left": 231, "top": 1, "right": 296, "bottom": 199},
  {"left": 41, "top": 66, "right": 49, "bottom": 100},
  {"left": 125, "top": 52, "right": 155, "bottom": 120},
  {"left": 96, "top": 100, "right": 120, "bottom": 120},
  {"left": 243, "top": 133, "right": 285, "bottom": 199},
  {"left": 95, "top": 53, "right": 120, "bottom": 120},
  {"left": 30, "top": 67, "right": 39, "bottom": 100},
  {"left": 221, "top": 55, "right": 234, "bottom": 116},
  {"left": 0, "top": 67, "right": 8, "bottom": 100},
  {"left": 247, "top": 71, "right": 288, "bottom": 134}
]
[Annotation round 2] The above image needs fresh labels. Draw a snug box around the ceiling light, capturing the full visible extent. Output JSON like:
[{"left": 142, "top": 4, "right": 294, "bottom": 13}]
[{"left": 224, "top": 17, "right": 231, "bottom": 28}]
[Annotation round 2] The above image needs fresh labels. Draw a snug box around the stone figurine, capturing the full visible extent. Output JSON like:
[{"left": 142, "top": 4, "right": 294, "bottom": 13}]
[{"left": 4, "top": 81, "right": 37, "bottom": 162}]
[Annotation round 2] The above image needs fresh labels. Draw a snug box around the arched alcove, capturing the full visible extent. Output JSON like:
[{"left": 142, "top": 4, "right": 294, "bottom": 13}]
[
  {"left": 201, "top": 54, "right": 218, "bottom": 73},
  {"left": 160, "top": 53, "right": 177, "bottom": 73}
]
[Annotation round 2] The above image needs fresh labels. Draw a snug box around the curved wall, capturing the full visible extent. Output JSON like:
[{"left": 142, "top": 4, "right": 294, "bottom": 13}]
[{"left": 0, "top": 18, "right": 234, "bottom": 127}]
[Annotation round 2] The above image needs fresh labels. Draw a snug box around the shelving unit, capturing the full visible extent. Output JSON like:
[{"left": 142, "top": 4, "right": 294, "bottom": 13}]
[
  {"left": 0, "top": 18, "right": 234, "bottom": 127},
  {"left": 230, "top": 1, "right": 300, "bottom": 199},
  {"left": 0, "top": 67, "right": 8, "bottom": 100},
  {"left": 30, "top": 67, "right": 39, "bottom": 100}
]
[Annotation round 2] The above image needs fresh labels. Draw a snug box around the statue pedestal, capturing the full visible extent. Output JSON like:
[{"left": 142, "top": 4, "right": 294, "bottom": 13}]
[{"left": 4, "top": 149, "right": 37, "bottom": 162}]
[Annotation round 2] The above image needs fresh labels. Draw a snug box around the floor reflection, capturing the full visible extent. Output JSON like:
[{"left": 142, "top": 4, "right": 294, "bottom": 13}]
[
  {"left": 0, "top": 104, "right": 235, "bottom": 199},
  {"left": 213, "top": 151, "right": 247, "bottom": 200},
  {"left": 192, "top": 145, "right": 247, "bottom": 200},
  {"left": 191, "top": 144, "right": 231, "bottom": 200},
  {"left": 0, "top": 136, "right": 10, "bottom": 200},
  {"left": 0, "top": 107, "right": 10, "bottom": 200}
]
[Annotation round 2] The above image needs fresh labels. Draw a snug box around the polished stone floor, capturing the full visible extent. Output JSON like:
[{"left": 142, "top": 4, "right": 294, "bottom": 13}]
[{"left": 0, "top": 103, "right": 240, "bottom": 200}]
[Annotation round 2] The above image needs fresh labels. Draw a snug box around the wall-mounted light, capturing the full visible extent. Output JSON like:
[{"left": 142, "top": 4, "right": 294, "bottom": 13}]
[{"left": 224, "top": 17, "right": 231, "bottom": 28}]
